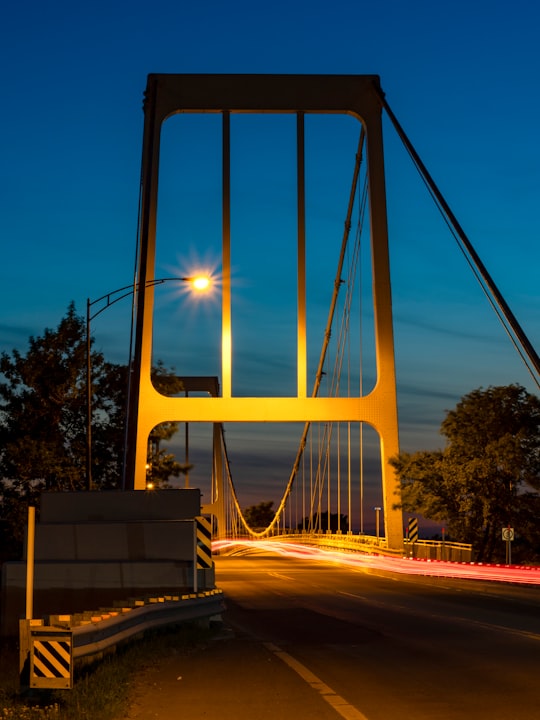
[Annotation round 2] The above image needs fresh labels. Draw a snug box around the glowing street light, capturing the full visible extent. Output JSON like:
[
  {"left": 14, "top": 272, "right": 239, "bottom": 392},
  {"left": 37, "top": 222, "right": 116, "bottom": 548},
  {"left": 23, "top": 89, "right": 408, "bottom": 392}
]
[
  {"left": 192, "top": 276, "right": 210, "bottom": 291},
  {"left": 85, "top": 275, "right": 211, "bottom": 490}
]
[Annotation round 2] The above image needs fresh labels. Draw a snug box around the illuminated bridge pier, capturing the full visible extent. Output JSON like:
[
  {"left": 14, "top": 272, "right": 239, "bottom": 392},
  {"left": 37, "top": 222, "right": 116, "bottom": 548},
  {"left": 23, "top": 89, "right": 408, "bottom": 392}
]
[
  {"left": 124, "top": 74, "right": 539, "bottom": 552},
  {"left": 122, "top": 74, "right": 402, "bottom": 551}
]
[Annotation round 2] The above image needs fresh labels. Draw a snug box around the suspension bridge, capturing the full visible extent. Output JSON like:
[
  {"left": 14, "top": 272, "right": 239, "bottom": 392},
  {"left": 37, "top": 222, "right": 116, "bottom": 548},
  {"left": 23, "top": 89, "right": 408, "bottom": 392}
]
[{"left": 124, "top": 74, "right": 539, "bottom": 553}]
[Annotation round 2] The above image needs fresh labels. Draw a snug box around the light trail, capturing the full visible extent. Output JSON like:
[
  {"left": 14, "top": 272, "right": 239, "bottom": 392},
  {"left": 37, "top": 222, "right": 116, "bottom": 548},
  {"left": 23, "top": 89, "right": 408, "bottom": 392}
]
[{"left": 213, "top": 539, "right": 540, "bottom": 586}]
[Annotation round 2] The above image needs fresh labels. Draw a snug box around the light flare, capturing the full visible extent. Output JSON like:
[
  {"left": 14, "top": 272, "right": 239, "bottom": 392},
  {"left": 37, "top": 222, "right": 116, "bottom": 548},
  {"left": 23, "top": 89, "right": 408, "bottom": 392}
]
[{"left": 191, "top": 275, "right": 211, "bottom": 291}]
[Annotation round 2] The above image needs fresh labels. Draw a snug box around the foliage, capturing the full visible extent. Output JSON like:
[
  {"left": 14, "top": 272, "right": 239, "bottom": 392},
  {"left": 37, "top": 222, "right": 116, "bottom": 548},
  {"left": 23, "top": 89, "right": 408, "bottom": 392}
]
[
  {"left": 0, "top": 305, "right": 97, "bottom": 554},
  {"left": 0, "top": 306, "right": 186, "bottom": 557},
  {"left": 243, "top": 501, "right": 275, "bottom": 528},
  {"left": 0, "top": 304, "right": 91, "bottom": 497},
  {"left": 0, "top": 624, "right": 211, "bottom": 720},
  {"left": 391, "top": 385, "right": 540, "bottom": 562},
  {"left": 0, "top": 705, "right": 60, "bottom": 719}
]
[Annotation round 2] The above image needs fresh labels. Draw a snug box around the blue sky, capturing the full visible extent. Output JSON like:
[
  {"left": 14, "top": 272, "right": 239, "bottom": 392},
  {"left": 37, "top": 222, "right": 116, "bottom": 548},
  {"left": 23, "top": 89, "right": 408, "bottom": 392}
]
[{"left": 1, "top": 0, "right": 539, "bottom": 526}]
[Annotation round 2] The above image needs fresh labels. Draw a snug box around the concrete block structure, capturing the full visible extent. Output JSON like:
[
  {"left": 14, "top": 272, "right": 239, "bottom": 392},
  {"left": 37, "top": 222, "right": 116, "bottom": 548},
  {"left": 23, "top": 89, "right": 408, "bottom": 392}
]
[{"left": 1, "top": 490, "right": 214, "bottom": 636}]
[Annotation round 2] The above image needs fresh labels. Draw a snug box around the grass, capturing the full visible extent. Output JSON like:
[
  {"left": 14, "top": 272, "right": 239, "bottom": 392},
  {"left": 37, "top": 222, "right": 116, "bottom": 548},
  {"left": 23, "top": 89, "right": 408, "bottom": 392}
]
[{"left": 0, "top": 622, "right": 214, "bottom": 720}]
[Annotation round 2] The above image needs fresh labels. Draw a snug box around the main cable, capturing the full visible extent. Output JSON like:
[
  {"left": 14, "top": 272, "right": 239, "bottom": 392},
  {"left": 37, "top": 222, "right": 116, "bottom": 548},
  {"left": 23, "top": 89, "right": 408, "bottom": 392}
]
[{"left": 376, "top": 87, "right": 539, "bottom": 390}]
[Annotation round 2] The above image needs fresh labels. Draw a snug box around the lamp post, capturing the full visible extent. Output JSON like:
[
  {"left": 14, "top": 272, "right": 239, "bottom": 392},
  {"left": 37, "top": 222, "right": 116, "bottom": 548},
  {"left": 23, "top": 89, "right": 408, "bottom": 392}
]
[
  {"left": 85, "top": 275, "right": 210, "bottom": 491},
  {"left": 374, "top": 506, "right": 382, "bottom": 541}
]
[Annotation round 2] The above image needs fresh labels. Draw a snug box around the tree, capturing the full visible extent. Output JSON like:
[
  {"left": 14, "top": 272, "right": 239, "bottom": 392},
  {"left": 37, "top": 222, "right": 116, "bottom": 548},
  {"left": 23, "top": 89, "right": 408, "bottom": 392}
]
[
  {"left": 0, "top": 304, "right": 94, "bottom": 551},
  {"left": 91, "top": 360, "right": 129, "bottom": 486},
  {"left": 0, "top": 303, "right": 93, "bottom": 500},
  {"left": 391, "top": 385, "right": 540, "bottom": 562},
  {"left": 0, "top": 305, "right": 187, "bottom": 554},
  {"left": 243, "top": 501, "right": 275, "bottom": 529}
]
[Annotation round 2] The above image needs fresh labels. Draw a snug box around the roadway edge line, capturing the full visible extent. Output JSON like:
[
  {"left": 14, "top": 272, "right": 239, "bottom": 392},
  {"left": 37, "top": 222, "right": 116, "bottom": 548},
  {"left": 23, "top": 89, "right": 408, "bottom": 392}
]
[{"left": 263, "top": 642, "right": 370, "bottom": 720}]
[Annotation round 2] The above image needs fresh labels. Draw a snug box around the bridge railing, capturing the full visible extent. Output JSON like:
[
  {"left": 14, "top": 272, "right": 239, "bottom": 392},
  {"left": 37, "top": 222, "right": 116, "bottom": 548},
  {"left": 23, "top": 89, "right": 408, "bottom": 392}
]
[
  {"left": 266, "top": 531, "right": 472, "bottom": 562},
  {"left": 403, "top": 538, "right": 472, "bottom": 562}
]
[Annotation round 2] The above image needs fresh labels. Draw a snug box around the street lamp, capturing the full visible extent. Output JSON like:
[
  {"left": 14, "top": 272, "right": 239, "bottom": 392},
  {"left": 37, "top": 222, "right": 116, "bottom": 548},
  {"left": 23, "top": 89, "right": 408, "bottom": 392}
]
[
  {"left": 85, "top": 275, "right": 211, "bottom": 490},
  {"left": 374, "top": 506, "right": 382, "bottom": 541}
]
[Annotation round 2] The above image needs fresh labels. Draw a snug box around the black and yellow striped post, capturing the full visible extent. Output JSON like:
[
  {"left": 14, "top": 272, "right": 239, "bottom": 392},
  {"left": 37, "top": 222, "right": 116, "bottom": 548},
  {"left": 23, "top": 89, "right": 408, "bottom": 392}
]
[
  {"left": 408, "top": 517, "right": 419, "bottom": 544},
  {"left": 195, "top": 515, "right": 213, "bottom": 570},
  {"left": 29, "top": 626, "right": 73, "bottom": 689},
  {"left": 406, "top": 517, "right": 419, "bottom": 558},
  {"left": 193, "top": 515, "right": 213, "bottom": 593},
  {"left": 193, "top": 515, "right": 213, "bottom": 592}
]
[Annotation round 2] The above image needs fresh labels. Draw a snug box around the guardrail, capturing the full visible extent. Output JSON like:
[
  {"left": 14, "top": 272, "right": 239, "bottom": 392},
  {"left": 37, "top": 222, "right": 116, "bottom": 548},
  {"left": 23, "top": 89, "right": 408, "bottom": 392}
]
[
  {"left": 20, "top": 589, "right": 225, "bottom": 690},
  {"left": 404, "top": 538, "right": 472, "bottom": 562},
  {"left": 264, "top": 531, "right": 472, "bottom": 561},
  {"left": 266, "top": 531, "right": 402, "bottom": 556}
]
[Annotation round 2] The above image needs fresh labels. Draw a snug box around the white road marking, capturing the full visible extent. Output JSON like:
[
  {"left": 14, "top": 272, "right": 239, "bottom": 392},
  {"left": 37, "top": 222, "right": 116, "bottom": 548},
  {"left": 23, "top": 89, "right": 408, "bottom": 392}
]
[
  {"left": 264, "top": 642, "right": 370, "bottom": 720},
  {"left": 268, "top": 572, "right": 296, "bottom": 581}
]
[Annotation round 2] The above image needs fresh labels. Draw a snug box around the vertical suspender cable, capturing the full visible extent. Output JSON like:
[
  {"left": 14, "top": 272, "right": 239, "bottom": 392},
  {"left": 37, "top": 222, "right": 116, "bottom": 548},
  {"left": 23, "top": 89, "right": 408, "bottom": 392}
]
[
  {"left": 377, "top": 90, "right": 540, "bottom": 389},
  {"left": 251, "top": 127, "right": 366, "bottom": 537}
]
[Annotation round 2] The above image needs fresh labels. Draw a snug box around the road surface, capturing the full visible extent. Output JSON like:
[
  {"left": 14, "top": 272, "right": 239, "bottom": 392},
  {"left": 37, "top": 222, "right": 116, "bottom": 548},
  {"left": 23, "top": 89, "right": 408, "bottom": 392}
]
[{"left": 121, "top": 550, "right": 540, "bottom": 719}]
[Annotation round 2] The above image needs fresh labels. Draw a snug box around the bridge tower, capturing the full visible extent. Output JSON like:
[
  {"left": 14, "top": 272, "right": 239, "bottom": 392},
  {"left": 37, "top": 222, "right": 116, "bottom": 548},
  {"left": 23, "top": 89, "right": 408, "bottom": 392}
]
[{"left": 125, "top": 74, "right": 403, "bottom": 551}]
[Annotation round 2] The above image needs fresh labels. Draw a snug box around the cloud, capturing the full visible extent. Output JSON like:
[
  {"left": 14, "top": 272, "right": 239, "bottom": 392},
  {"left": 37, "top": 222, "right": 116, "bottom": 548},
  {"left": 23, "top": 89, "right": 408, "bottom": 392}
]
[{"left": 394, "top": 311, "right": 503, "bottom": 346}]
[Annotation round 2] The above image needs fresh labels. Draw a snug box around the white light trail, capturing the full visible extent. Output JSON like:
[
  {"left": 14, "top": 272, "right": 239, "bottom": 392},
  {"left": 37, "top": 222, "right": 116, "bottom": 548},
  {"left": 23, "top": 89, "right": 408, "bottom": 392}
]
[{"left": 213, "top": 539, "right": 540, "bottom": 585}]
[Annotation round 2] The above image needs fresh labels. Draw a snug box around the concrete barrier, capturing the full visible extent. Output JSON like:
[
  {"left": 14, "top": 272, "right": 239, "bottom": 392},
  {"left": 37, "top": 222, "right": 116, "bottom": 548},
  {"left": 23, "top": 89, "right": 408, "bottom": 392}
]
[{"left": 1, "top": 490, "right": 216, "bottom": 636}]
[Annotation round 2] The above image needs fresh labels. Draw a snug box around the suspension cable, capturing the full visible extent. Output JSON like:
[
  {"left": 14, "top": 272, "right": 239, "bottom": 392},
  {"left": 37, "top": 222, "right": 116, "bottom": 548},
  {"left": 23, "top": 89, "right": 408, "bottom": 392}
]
[
  {"left": 257, "top": 127, "right": 368, "bottom": 537},
  {"left": 226, "top": 126, "right": 368, "bottom": 538},
  {"left": 376, "top": 88, "right": 539, "bottom": 390},
  {"left": 223, "top": 92, "right": 540, "bottom": 539}
]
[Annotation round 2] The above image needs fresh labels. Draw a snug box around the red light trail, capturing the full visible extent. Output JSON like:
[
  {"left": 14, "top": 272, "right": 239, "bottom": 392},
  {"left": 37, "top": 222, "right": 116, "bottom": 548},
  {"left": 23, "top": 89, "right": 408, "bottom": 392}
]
[{"left": 213, "top": 539, "right": 540, "bottom": 585}]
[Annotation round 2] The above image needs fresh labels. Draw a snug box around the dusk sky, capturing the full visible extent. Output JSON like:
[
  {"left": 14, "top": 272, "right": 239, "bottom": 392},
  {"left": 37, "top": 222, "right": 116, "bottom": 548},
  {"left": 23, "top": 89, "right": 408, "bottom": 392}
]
[{"left": 1, "top": 1, "right": 539, "bottom": 524}]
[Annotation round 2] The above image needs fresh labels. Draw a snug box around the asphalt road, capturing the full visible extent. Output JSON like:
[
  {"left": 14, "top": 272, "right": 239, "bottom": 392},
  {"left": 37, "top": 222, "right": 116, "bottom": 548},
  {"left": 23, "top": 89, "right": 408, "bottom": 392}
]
[{"left": 122, "top": 551, "right": 540, "bottom": 719}]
